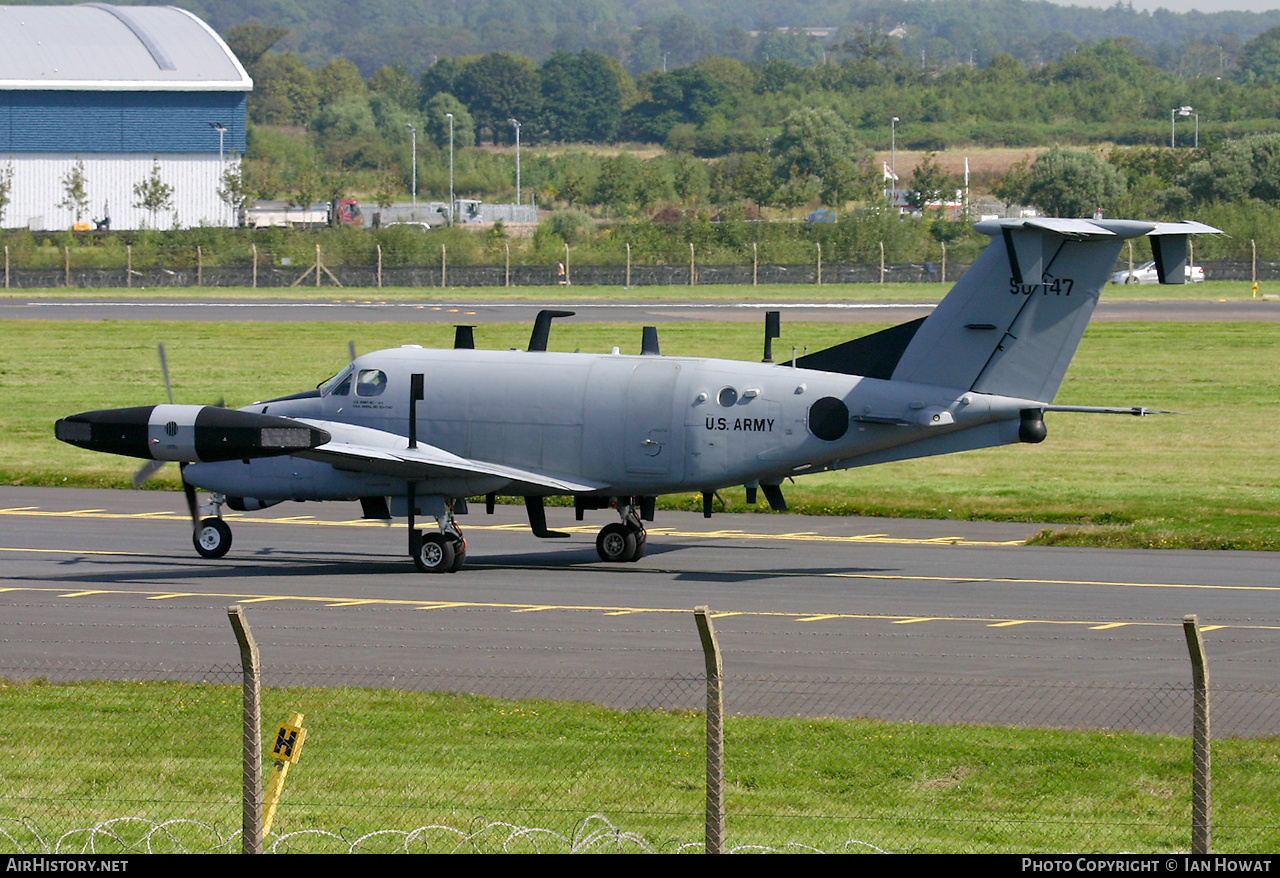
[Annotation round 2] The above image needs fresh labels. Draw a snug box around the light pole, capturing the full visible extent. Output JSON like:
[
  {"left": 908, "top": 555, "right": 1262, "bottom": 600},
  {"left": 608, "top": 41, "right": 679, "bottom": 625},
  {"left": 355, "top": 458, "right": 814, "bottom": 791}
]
[
  {"left": 208, "top": 121, "right": 226, "bottom": 162},
  {"left": 406, "top": 122, "right": 417, "bottom": 204},
  {"left": 445, "top": 112, "right": 454, "bottom": 224},
  {"left": 890, "top": 116, "right": 900, "bottom": 205},
  {"left": 509, "top": 117, "right": 521, "bottom": 206},
  {"left": 1172, "top": 105, "right": 1193, "bottom": 148},
  {"left": 208, "top": 122, "right": 227, "bottom": 225}
]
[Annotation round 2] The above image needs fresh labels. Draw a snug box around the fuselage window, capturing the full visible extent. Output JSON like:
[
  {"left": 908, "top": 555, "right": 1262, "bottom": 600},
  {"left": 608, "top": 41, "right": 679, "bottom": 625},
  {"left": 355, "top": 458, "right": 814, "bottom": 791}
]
[{"left": 356, "top": 369, "right": 388, "bottom": 397}]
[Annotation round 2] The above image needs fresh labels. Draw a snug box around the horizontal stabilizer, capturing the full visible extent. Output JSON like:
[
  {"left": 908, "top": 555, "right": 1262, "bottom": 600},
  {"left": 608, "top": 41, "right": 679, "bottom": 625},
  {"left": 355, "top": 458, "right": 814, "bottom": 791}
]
[{"left": 889, "top": 218, "right": 1221, "bottom": 403}]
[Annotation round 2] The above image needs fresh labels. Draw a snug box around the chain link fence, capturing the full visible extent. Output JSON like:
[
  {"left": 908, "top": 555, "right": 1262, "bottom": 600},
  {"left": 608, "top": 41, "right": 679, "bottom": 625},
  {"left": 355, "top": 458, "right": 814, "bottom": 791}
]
[
  {"left": 3, "top": 648, "right": 1279, "bottom": 854},
  {"left": 6, "top": 258, "right": 1272, "bottom": 290},
  {"left": 0, "top": 261, "right": 962, "bottom": 290}
]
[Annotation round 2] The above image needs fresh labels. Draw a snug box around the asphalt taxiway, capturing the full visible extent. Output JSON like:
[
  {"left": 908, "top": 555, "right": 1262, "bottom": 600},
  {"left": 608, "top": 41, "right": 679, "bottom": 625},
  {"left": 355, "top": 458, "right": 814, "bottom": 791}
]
[{"left": 3, "top": 486, "right": 1278, "bottom": 730}]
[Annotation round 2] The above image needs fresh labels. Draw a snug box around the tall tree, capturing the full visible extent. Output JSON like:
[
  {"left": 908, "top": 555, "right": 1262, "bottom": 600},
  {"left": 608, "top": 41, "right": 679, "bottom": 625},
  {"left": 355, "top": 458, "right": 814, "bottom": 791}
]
[
  {"left": 540, "top": 50, "right": 623, "bottom": 142},
  {"left": 455, "top": 52, "right": 542, "bottom": 145},
  {"left": 770, "top": 108, "right": 867, "bottom": 206},
  {"left": 1020, "top": 147, "right": 1127, "bottom": 217},
  {"left": 423, "top": 93, "right": 476, "bottom": 150},
  {"left": 249, "top": 53, "right": 319, "bottom": 126}
]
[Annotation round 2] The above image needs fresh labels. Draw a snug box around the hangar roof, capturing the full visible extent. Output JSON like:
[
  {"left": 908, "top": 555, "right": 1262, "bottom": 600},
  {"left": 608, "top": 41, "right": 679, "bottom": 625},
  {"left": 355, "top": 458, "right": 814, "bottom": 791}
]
[{"left": 0, "top": 4, "right": 251, "bottom": 91}]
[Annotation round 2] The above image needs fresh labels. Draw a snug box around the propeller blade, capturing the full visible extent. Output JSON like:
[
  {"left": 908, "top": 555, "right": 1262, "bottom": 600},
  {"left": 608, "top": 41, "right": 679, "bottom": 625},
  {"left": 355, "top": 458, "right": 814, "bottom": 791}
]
[
  {"left": 158, "top": 343, "right": 174, "bottom": 404},
  {"left": 131, "top": 459, "right": 167, "bottom": 489},
  {"left": 349, "top": 340, "right": 357, "bottom": 362}
]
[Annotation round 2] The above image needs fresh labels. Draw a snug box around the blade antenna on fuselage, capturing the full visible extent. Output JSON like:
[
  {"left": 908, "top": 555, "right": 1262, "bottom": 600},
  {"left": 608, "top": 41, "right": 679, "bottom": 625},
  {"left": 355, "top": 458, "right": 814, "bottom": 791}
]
[
  {"left": 762, "top": 311, "right": 780, "bottom": 363},
  {"left": 528, "top": 310, "right": 575, "bottom": 352},
  {"left": 641, "top": 326, "right": 660, "bottom": 355}
]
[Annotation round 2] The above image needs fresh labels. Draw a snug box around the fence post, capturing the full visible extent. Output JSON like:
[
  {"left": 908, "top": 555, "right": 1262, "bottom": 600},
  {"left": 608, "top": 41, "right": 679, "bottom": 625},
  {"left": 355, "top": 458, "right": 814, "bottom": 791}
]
[
  {"left": 626, "top": 242, "right": 631, "bottom": 288},
  {"left": 690, "top": 242, "right": 695, "bottom": 286},
  {"left": 816, "top": 242, "right": 822, "bottom": 285},
  {"left": 314, "top": 245, "right": 321, "bottom": 289},
  {"left": 4, "top": 244, "right": 8, "bottom": 289},
  {"left": 505, "top": 242, "right": 510, "bottom": 288},
  {"left": 694, "top": 606, "right": 725, "bottom": 854},
  {"left": 1183, "top": 614, "right": 1211, "bottom": 854},
  {"left": 752, "top": 242, "right": 758, "bottom": 287},
  {"left": 377, "top": 244, "right": 382, "bottom": 289},
  {"left": 197, "top": 245, "right": 203, "bottom": 287},
  {"left": 564, "top": 243, "right": 570, "bottom": 286},
  {"left": 228, "top": 605, "right": 263, "bottom": 854},
  {"left": 126, "top": 245, "right": 131, "bottom": 290},
  {"left": 65, "top": 245, "right": 70, "bottom": 287},
  {"left": 1252, "top": 240, "right": 1258, "bottom": 298},
  {"left": 879, "top": 241, "right": 885, "bottom": 284},
  {"left": 441, "top": 244, "right": 446, "bottom": 288},
  {"left": 251, "top": 244, "right": 258, "bottom": 289},
  {"left": 941, "top": 241, "right": 946, "bottom": 283}
]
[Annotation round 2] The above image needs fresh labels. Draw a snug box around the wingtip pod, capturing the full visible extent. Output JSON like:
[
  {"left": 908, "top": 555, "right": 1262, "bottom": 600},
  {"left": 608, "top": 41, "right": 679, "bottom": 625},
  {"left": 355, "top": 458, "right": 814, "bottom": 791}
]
[{"left": 55, "top": 404, "right": 330, "bottom": 462}]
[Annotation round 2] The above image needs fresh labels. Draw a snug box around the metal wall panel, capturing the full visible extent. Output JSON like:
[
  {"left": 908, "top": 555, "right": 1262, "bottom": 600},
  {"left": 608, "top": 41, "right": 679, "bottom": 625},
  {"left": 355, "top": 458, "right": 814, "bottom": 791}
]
[
  {"left": 2, "top": 153, "right": 242, "bottom": 230},
  {"left": 0, "top": 92, "right": 246, "bottom": 153}
]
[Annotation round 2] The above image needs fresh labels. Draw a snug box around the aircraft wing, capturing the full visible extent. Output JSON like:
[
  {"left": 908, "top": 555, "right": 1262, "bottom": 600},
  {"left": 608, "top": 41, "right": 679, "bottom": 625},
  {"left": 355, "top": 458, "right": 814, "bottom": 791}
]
[{"left": 293, "top": 419, "right": 603, "bottom": 494}]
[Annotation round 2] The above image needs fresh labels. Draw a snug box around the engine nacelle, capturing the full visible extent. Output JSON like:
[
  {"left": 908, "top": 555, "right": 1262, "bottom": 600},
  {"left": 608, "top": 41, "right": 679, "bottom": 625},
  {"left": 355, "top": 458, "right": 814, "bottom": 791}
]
[{"left": 55, "top": 404, "right": 330, "bottom": 462}]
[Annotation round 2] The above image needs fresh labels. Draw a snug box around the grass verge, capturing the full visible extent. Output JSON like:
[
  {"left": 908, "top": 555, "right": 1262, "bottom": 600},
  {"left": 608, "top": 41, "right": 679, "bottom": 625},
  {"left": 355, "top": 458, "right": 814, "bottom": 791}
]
[{"left": 3, "top": 678, "right": 1278, "bottom": 853}]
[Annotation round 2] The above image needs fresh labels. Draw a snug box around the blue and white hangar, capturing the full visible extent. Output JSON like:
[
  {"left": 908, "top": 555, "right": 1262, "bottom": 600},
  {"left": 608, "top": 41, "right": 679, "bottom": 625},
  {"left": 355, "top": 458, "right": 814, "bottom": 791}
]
[{"left": 0, "top": 3, "right": 249, "bottom": 230}]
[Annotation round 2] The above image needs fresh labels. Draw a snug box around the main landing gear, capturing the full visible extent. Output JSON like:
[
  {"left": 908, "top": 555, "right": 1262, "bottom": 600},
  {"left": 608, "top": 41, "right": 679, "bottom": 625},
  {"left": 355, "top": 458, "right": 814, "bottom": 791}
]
[
  {"left": 595, "top": 501, "right": 647, "bottom": 563},
  {"left": 411, "top": 507, "right": 467, "bottom": 574}
]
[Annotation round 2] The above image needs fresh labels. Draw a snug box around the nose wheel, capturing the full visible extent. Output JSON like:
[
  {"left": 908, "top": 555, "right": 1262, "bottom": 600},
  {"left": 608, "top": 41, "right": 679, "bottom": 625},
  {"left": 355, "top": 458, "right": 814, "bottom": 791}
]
[{"left": 193, "top": 517, "right": 232, "bottom": 559}]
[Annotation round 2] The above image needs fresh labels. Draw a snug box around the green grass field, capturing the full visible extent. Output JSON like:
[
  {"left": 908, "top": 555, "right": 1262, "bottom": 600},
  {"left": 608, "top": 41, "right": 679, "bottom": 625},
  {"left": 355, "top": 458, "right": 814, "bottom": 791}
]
[
  {"left": 3, "top": 678, "right": 1277, "bottom": 853},
  {"left": 5, "top": 314, "right": 1277, "bottom": 549}
]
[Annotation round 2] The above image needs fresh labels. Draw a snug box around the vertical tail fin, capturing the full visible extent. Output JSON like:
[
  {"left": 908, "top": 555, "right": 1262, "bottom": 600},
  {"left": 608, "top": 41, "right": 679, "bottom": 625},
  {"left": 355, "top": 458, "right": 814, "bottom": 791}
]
[{"left": 890, "top": 218, "right": 1220, "bottom": 403}]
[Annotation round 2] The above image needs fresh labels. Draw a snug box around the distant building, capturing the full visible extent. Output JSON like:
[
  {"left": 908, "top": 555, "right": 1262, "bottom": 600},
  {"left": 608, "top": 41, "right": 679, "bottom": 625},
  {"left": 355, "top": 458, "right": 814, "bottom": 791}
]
[{"left": 0, "top": 4, "right": 250, "bottom": 230}]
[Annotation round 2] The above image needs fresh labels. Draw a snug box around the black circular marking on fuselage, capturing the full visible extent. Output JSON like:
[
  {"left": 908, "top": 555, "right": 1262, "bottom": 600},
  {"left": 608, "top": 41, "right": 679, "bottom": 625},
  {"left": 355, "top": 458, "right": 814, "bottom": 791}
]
[{"left": 808, "top": 396, "right": 849, "bottom": 441}]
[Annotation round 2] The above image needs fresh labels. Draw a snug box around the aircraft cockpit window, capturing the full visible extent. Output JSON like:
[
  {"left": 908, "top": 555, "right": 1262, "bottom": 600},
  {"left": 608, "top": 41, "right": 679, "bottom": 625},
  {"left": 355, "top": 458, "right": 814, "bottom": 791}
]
[
  {"left": 320, "top": 367, "right": 353, "bottom": 396},
  {"left": 717, "top": 387, "right": 738, "bottom": 407},
  {"left": 356, "top": 369, "right": 388, "bottom": 397}
]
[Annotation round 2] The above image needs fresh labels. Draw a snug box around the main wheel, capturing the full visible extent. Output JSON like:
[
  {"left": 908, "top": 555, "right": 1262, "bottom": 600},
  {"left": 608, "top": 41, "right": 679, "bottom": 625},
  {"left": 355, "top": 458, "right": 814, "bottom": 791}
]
[
  {"left": 414, "top": 532, "right": 455, "bottom": 573},
  {"left": 596, "top": 523, "right": 637, "bottom": 563},
  {"left": 629, "top": 528, "right": 647, "bottom": 561},
  {"left": 448, "top": 537, "right": 467, "bottom": 573},
  {"left": 193, "top": 517, "right": 232, "bottom": 559}
]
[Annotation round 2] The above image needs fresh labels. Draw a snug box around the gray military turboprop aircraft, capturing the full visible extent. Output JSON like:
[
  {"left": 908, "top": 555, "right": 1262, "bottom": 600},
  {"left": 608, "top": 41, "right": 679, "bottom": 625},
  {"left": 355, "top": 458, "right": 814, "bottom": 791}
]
[{"left": 56, "top": 217, "right": 1218, "bottom": 573}]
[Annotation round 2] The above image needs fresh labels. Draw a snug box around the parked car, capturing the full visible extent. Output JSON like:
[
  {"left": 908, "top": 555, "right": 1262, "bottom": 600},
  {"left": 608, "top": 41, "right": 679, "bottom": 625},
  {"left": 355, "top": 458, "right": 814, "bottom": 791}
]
[{"left": 1110, "top": 261, "right": 1204, "bottom": 284}]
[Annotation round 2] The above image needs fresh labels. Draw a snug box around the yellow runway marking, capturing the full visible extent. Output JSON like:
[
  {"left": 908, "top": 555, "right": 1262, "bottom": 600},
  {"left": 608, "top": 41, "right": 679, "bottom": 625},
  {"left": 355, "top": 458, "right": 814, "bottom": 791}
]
[
  {"left": 0, "top": 505, "right": 1022, "bottom": 547},
  {"left": 2, "top": 584, "right": 1280, "bottom": 632}
]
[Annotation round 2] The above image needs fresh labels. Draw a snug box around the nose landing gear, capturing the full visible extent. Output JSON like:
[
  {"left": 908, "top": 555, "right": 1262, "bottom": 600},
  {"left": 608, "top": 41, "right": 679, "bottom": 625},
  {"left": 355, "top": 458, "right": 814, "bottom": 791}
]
[{"left": 596, "top": 500, "right": 647, "bottom": 563}]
